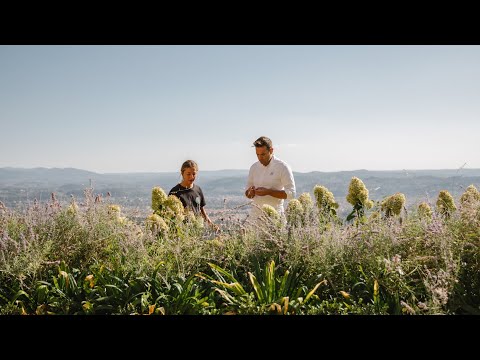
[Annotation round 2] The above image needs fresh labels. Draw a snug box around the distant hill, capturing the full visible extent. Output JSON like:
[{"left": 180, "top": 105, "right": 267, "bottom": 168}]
[
  {"left": 2, "top": 167, "right": 479, "bottom": 186},
  {"left": 0, "top": 167, "right": 98, "bottom": 185},
  {"left": 1, "top": 167, "right": 480, "bottom": 217},
  {"left": 0, "top": 167, "right": 250, "bottom": 186}
]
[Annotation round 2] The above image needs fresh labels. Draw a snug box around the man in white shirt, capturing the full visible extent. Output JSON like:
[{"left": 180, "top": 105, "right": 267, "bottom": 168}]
[{"left": 245, "top": 136, "right": 296, "bottom": 221}]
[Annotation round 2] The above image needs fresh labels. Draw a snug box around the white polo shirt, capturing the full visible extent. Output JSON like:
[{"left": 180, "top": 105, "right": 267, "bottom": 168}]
[{"left": 246, "top": 155, "right": 296, "bottom": 219}]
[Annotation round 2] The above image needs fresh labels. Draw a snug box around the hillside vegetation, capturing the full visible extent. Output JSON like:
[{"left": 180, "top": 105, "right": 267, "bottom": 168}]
[{"left": 0, "top": 178, "right": 479, "bottom": 315}]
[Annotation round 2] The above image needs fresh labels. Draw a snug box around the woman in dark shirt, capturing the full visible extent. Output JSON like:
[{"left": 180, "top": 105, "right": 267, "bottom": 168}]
[{"left": 168, "top": 160, "right": 219, "bottom": 231}]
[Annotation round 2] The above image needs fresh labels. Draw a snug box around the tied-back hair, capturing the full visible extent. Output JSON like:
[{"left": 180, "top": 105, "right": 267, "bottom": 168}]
[
  {"left": 181, "top": 160, "right": 198, "bottom": 174},
  {"left": 253, "top": 136, "right": 273, "bottom": 150}
]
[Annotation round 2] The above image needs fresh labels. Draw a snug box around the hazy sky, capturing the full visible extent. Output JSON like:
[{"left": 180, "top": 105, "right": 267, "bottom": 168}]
[{"left": 1, "top": 45, "right": 479, "bottom": 173}]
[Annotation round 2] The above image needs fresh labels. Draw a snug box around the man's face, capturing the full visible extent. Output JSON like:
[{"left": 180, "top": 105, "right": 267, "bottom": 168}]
[{"left": 255, "top": 146, "right": 273, "bottom": 166}]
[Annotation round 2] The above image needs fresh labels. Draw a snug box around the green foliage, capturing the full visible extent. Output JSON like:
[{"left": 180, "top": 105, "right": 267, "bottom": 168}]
[
  {"left": 198, "top": 260, "right": 326, "bottom": 314},
  {"left": 1, "top": 184, "right": 480, "bottom": 315}
]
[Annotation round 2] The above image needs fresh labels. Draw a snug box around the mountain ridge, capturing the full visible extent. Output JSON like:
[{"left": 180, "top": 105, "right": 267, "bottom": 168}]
[{"left": 2, "top": 166, "right": 480, "bottom": 178}]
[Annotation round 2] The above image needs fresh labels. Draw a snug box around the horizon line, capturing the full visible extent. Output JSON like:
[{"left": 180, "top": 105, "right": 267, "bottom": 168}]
[{"left": 1, "top": 166, "right": 479, "bottom": 175}]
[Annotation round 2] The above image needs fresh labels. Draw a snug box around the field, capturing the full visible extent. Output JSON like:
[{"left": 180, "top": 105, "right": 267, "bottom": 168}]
[{"left": 1, "top": 177, "right": 479, "bottom": 315}]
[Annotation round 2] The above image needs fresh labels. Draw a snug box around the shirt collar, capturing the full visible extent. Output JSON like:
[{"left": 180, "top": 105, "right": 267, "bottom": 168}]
[{"left": 264, "top": 155, "right": 275, "bottom": 167}]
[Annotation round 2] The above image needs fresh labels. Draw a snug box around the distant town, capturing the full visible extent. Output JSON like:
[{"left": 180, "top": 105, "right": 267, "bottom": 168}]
[{"left": 1, "top": 167, "right": 480, "bottom": 221}]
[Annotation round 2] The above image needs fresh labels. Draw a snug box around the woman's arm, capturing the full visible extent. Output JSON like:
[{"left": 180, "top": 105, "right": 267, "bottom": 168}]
[{"left": 201, "top": 207, "right": 219, "bottom": 232}]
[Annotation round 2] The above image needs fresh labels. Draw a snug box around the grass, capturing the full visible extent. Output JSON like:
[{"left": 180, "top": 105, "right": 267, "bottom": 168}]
[{"left": 0, "top": 184, "right": 479, "bottom": 314}]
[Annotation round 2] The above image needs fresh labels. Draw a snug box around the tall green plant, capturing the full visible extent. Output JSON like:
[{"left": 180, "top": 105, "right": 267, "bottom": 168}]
[
  {"left": 198, "top": 261, "right": 326, "bottom": 314},
  {"left": 313, "top": 185, "right": 339, "bottom": 218},
  {"left": 346, "top": 177, "right": 374, "bottom": 223},
  {"left": 381, "top": 193, "right": 406, "bottom": 218}
]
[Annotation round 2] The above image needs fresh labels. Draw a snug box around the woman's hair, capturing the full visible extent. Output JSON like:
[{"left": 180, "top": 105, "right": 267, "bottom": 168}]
[{"left": 181, "top": 160, "right": 198, "bottom": 174}]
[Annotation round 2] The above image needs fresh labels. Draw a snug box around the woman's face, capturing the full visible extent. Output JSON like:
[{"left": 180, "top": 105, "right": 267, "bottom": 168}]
[{"left": 182, "top": 167, "right": 197, "bottom": 187}]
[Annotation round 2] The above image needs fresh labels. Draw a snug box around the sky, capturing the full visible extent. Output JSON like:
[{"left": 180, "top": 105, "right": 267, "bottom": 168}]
[{"left": 1, "top": 45, "right": 479, "bottom": 174}]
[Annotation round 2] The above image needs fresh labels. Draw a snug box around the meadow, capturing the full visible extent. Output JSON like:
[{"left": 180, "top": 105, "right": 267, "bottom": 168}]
[{"left": 0, "top": 177, "right": 479, "bottom": 315}]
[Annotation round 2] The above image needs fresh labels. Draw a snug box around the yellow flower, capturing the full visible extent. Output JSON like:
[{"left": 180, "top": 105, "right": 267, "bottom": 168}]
[
  {"left": 418, "top": 202, "right": 432, "bottom": 219},
  {"left": 108, "top": 204, "right": 121, "bottom": 218},
  {"left": 346, "top": 177, "right": 373, "bottom": 209},
  {"left": 146, "top": 213, "right": 168, "bottom": 233},
  {"left": 85, "top": 274, "right": 95, "bottom": 288},
  {"left": 164, "top": 195, "right": 185, "bottom": 222},
  {"left": 460, "top": 184, "right": 480, "bottom": 205},
  {"left": 381, "top": 193, "right": 406, "bottom": 216},
  {"left": 262, "top": 204, "right": 280, "bottom": 220},
  {"left": 436, "top": 190, "right": 456, "bottom": 217},
  {"left": 286, "top": 198, "right": 304, "bottom": 225},
  {"left": 298, "top": 192, "right": 314, "bottom": 211},
  {"left": 67, "top": 201, "right": 78, "bottom": 216},
  {"left": 313, "top": 185, "right": 339, "bottom": 213},
  {"left": 152, "top": 187, "right": 168, "bottom": 213}
]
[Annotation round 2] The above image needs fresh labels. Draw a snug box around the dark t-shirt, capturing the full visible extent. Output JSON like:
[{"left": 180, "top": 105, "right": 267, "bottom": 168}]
[{"left": 168, "top": 183, "right": 206, "bottom": 215}]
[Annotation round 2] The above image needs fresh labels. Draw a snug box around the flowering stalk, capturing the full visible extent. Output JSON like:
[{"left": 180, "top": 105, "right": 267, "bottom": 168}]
[
  {"left": 381, "top": 193, "right": 406, "bottom": 218},
  {"left": 346, "top": 177, "right": 374, "bottom": 223}
]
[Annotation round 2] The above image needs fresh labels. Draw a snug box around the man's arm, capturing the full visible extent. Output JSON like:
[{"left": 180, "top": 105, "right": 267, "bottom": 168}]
[
  {"left": 281, "top": 163, "right": 296, "bottom": 200},
  {"left": 254, "top": 187, "right": 287, "bottom": 199}
]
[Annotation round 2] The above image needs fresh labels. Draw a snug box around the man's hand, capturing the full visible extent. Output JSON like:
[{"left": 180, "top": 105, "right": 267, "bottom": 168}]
[
  {"left": 254, "top": 187, "right": 271, "bottom": 196},
  {"left": 246, "top": 186, "right": 256, "bottom": 199}
]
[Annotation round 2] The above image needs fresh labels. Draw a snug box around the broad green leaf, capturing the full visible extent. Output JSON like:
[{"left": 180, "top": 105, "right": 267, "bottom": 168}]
[
  {"left": 104, "top": 284, "right": 124, "bottom": 293},
  {"left": 12, "top": 290, "right": 31, "bottom": 302},
  {"left": 248, "top": 272, "right": 264, "bottom": 303},
  {"left": 208, "top": 263, "right": 239, "bottom": 283},
  {"left": 282, "top": 297, "right": 289, "bottom": 315},
  {"left": 373, "top": 279, "right": 379, "bottom": 304},
  {"left": 305, "top": 279, "right": 327, "bottom": 303},
  {"left": 278, "top": 270, "right": 290, "bottom": 297},
  {"left": 266, "top": 261, "right": 275, "bottom": 303}
]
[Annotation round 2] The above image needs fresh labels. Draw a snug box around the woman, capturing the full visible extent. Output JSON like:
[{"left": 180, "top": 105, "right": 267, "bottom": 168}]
[{"left": 168, "top": 160, "right": 219, "bottom": 231}]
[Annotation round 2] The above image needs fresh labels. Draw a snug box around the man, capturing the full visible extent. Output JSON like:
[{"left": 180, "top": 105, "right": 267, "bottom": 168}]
[{"left": 245, "top": 136, "right": 296, "bottom": 221}]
